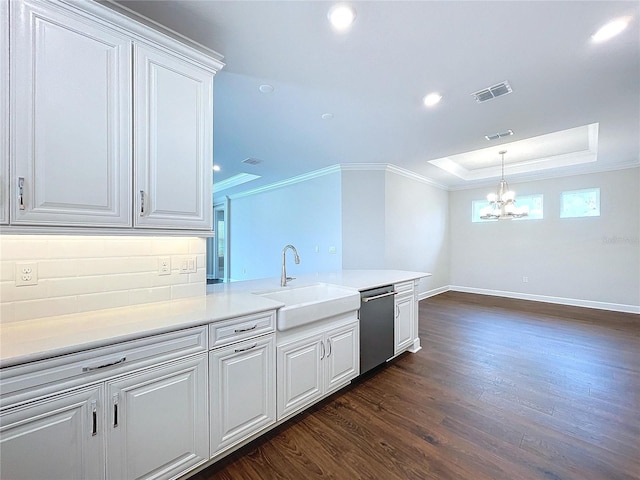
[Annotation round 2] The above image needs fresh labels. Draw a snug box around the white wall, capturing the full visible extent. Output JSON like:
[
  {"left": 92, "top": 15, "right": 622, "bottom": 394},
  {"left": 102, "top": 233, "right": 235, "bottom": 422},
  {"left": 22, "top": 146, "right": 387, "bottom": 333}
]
[
  {"left": 384, "top": 171, "right": 450, "bottom": 296},
  {"left": 341, "top": 167, "right": 451, "bottom": 297},
  {"left": 228, "top": 167, "right": 452, "bottom": 299},
  {"left": 228, "top": 170, "right": 343, "bottom": 281},
  {"left": 341, "top": 169, "right": 386, "bottom": 269},
  {"left": 449, "top": 167, "right": 640, "bottom": 310},
  {"left": 0, "top": 236, "right": 206, "bottom": 323}
]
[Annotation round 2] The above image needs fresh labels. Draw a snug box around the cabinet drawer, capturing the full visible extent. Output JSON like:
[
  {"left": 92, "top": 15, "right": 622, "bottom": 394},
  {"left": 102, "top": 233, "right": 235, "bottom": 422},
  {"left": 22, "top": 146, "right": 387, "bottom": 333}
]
[
  {"left": 394, "top": 281, "right": 414, "bottom": 296},
  {"left": 209, "top": 311, "right": 276, "bottom": 349},
  {"left": 1, "top": 326, "right": 207, "bottom": 408}
]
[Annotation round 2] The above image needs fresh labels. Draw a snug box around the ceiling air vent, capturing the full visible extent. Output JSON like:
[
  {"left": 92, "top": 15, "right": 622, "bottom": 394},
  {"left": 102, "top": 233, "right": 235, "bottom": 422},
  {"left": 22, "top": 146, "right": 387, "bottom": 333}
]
[
  {"left": 485, "top": 129, "right": 514, "bottom": 141},
  {"left": 242, "top": 157, "right": 262, "bottom": 165},
  {"left": 471, "top": 81, "right": 513, "bottom": 103}
]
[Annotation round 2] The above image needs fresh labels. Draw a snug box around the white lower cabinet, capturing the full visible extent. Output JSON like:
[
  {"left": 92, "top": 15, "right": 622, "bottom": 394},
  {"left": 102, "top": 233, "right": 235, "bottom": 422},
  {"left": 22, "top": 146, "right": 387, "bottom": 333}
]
[
  {"left": 0, "top": 326, "right": 209, "bottom": 480},
  {"left": 0, "top": 384, "right": 104, "bottom": 480},
  {"left": 277, "top": 318, "right": 359, "bottom": 420},
  {"left": 1, "top": 355, "right": 208, "bottom": 480},
  {"left": 394, "top": 281, "right": 416, "bottom": 355},
  {"left": 209, "top": 334, "right": 275, "bottom": 457},
  {"left": 106, "top": 355, "right": 209, "bottom": 480}
]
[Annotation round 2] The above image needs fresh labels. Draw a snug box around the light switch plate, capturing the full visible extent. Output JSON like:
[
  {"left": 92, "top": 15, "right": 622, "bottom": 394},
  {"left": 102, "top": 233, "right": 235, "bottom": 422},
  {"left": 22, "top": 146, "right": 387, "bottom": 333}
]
[{"left": 179, "top": 256, "right": 197, "bottom": 274}]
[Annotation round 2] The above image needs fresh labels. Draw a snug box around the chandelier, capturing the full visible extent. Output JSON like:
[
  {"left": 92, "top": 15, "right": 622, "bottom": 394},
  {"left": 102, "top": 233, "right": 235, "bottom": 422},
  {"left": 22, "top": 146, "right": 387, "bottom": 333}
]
[{"left": 479, "top": 150, "right": 529, "bottom": 220}]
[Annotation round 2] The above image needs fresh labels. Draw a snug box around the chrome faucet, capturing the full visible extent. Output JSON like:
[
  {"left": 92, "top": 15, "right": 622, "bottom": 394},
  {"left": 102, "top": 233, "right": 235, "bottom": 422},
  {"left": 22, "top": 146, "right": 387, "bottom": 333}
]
[{"left": 281, "top": 244, "right": 300, "bottom": 287}]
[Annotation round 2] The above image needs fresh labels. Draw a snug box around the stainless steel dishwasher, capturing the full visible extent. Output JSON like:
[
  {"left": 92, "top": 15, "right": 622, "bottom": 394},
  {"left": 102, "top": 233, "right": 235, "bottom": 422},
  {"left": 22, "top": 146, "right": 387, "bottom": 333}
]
[{"left": 359, "top": 285, "right": 396, "bottom": 375}]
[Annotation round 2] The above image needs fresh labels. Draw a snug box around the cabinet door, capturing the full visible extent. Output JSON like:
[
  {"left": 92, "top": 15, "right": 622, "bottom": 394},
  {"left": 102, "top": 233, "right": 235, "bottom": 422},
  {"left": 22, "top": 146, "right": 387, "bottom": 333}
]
[
  {"left": 106, "top": 355, "right": 208, "bottom": 480},
  {"left": 134, "top": 44, "right": 213, "bottom": 230},
  {"left": 1, "top": 0, "right": 8, "bottom": 224},
  {"left": 324, "top": 322, "right": 359, "bottom": 393},
  {"left": 0, "top": 385, "right": 104, "bottom": 480},
  {"left": 11, "top": 0, "right": 132, "bottom": 226},
  {"left": 209, "top": 335, "right": 275, "bottom": 457},
  {"left": 395, "top": 293, "right": 415, "bottom": 354},
  {"left": 276, "top": 333, "right": 324, "bottom": 420}
]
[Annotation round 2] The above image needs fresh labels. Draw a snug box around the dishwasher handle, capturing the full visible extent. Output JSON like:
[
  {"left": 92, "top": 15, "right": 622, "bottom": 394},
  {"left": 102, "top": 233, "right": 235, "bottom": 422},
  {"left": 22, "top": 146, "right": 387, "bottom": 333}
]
[{"left": 361, "top": 291, "right": 397, "bottom": 303}]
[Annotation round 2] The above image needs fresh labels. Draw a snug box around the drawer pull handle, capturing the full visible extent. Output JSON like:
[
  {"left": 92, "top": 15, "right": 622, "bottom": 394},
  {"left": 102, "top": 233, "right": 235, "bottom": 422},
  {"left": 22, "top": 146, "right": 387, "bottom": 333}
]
[
  {"left": 91, "top": 400, "right": 97, "bottom": 436},
  {"left": 327, "top": 339, "right": 332, "bottom": 357},
  {"left": 320, "top": 341, "right": 325, "bottom": 360},
  {"left": 362, "top": 291, "right": 397, "bottom": 302},
  {"left": 234, "top": 324, "right": 257, "bottom": 333},
  {"left": 234, "top": 343, "right": 257, "bottom": 353},
  {"left": 82, "top": 357, "right": 126, "bottom": 372}
]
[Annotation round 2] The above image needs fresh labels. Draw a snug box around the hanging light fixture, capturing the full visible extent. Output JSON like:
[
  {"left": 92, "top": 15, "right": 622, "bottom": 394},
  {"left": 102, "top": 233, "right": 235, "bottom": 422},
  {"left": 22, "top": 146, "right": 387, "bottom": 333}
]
[{"left": 480, "top": 150, "right": 529, "bottom": 220}]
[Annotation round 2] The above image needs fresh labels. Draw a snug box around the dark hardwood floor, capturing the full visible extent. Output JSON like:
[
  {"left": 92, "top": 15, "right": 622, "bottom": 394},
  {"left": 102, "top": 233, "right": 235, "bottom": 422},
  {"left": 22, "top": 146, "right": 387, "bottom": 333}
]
[{"left": 193, "top": 292, "right": 640, "bottom": 480}]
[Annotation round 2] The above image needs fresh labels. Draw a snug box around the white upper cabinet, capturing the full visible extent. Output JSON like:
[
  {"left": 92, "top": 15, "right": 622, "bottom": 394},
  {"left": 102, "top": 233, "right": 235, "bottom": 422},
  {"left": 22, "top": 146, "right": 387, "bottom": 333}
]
[
  {"left": 5, "top": 0, "right": 223, "bottom": 233},
  {"left": 10, "top": 0, "right": 132, "bottom": 227},
  {"left": 1, "top": 0, "right": 8, "bottom": 225},
  {"left": 134, "top": 44, "right": 213, "bottom": 230}
]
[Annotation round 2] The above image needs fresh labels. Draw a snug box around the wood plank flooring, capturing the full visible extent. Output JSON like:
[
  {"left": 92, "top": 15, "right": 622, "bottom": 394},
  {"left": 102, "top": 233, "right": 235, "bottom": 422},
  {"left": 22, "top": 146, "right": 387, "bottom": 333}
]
[{"left": 193, "top": 292, "right": 640, "bottom": 480}]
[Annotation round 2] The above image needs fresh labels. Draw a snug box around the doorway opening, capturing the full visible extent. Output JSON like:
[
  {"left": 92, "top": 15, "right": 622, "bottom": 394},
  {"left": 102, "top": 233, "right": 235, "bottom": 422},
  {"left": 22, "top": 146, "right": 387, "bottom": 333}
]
[{"left": 207, "top": 200, "right": 229, "bottom": 283}]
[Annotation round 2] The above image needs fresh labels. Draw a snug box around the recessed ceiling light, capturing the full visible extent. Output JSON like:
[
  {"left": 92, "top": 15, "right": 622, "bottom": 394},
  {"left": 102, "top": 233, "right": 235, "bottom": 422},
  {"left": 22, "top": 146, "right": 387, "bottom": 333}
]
[
  {"left": 212, "top": 164, "right": 221, "bottom": 172},
  {"left": 259, "top": 84, "right": 274, "bottom": 93},
  {"left": 591, "top": 17, "right": 632, "bottom": 43},
  {"left": 423, "top": 93, "right": 442, "bottom": 107},
  {"left": 328, "top": 4, "right": 356, "bottom": 31},
  {"left": 321, "top": 113, "right": 334, "bottom": 120}
]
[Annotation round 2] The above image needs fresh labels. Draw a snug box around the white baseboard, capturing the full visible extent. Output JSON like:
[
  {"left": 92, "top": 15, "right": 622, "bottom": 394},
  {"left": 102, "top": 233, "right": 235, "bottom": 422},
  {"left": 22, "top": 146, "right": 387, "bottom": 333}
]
[
  {"left": 418, "top": 285, "right": 449, "bottom": 301},
  {"left": 446, "top": 285, "right": 640, "bottom": 315}
]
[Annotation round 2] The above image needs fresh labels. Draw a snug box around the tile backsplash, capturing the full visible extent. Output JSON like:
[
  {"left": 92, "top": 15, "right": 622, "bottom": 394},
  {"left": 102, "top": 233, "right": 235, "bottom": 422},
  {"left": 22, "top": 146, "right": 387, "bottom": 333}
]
[{"left": 0, "top": 235, "right": 206, "bottom": 323}]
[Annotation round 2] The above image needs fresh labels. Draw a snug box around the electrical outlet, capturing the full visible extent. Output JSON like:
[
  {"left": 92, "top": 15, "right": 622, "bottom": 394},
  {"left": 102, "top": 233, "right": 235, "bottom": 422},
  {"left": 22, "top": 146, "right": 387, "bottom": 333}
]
[
  {"left": 15, "top": 263, "right": 38, "bottom": 286},
  {"left": 522, "top": 276, "right": 529, "bottom": 283},
  {"left": 158, "top": 257, "right": 171, "bottom": 276},
  {"left": 328, "top": 246, "right": 337, "bottom": 254}
]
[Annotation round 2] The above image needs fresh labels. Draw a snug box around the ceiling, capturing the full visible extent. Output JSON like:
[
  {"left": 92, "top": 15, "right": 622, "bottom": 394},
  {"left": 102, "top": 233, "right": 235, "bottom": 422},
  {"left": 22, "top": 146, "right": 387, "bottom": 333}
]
[{"left": 112, "top": 0, "right": 640, "bottom": 196}]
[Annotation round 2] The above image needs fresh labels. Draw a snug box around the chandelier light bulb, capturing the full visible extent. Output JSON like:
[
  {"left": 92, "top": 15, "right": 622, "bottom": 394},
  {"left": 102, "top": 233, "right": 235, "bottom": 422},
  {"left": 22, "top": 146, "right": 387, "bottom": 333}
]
[{"left": 479, "top": 150, "right": 528, "bottom": 220}]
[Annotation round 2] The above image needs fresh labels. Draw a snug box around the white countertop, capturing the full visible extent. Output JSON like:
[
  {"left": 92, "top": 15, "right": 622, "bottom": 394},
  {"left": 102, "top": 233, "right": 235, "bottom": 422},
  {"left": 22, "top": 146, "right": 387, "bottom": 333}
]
[
  {"left": 1, "top": 269, "right": 429, "bottom": 369},
  {"left": 207, "top": 269, "right": 430, "bottom": 294},
  {"left": 0, "top": 292, "right": 283, "bottom": 368}
]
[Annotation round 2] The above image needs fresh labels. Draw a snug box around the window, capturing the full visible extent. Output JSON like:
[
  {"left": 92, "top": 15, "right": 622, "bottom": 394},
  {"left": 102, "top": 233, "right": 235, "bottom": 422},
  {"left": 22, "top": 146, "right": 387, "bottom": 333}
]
[
  {"left": 560, "top": 188, "right": 600, "bottom": 218},
  {"left": 472, "top": 194, "right": 543, "bottom": 222}
]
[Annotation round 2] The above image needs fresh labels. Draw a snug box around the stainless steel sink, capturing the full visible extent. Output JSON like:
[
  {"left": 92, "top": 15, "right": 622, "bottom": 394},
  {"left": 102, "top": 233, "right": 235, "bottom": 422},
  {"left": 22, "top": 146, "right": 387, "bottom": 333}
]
[{"left": 255, "top": 283, "right": 360, "bottom": 331}]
